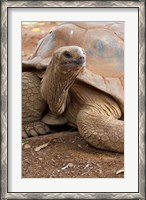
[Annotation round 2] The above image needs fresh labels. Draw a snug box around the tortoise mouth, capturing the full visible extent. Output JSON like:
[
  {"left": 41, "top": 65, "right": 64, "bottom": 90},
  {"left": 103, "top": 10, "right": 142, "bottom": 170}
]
[{"left": 61, "top": 59, "right": 86, "bottom": 67}]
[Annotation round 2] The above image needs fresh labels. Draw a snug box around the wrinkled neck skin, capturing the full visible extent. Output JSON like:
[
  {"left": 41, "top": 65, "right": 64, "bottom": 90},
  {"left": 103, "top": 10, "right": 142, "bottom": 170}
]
[{"left": 41, "top": 58, "right": 82, "bottom": 115}]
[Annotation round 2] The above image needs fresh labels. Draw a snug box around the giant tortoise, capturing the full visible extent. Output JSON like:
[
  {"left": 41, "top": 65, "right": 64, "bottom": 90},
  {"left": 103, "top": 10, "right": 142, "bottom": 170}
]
[{"left": 22, "top": 22, "right": 124, "bottom": 153}]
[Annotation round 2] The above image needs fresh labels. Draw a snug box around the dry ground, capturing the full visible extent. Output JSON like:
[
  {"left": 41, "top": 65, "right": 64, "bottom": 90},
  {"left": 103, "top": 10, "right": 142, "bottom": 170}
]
[{"left": 22, "top": 22, "right": 124, "bottom": 178}]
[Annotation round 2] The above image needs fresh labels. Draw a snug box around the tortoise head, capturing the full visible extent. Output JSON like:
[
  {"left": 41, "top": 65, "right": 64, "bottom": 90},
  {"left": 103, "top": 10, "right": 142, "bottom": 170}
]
[{"left": 52, "top": 46, "right": 86, "bottom": 73}]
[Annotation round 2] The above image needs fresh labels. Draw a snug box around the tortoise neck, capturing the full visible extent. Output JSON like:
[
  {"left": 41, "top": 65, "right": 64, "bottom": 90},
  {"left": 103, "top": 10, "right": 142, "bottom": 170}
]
[{"left": 41, "top": 60, "right": 79, "bottom": 115}]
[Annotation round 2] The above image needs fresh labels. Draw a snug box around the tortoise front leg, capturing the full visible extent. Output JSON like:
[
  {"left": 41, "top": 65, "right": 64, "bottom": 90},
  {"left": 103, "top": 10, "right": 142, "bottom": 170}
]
[
  {"left": 77, "top": 108, "right": 124, "bottom": 153},
  {"left": 22, "top": 72, "right": 50, "bottom": 138}
]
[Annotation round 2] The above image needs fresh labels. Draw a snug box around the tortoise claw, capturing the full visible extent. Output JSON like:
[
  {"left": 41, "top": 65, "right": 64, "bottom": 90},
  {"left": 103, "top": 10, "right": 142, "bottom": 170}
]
[
  {"left": 22, "top": 129, "right": 28, "bottom": 138},
  {"left": 22, "top": 121, "right": 50, "bottom": 138}
]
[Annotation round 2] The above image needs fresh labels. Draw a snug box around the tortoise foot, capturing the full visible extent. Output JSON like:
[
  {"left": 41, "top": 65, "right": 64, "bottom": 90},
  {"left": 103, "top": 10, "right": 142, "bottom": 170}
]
[
  {"left": 22, "top": 121, "right": 50, "bottom": 138},
  {"left": 77, "top": 108, "right": 124, "bottom": 153}
]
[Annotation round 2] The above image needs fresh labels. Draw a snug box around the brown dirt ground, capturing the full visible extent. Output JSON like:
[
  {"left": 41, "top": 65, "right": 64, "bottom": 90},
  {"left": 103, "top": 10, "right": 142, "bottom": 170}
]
[{"left": 22, "top": 22, "right": 124, "bottom": 178}]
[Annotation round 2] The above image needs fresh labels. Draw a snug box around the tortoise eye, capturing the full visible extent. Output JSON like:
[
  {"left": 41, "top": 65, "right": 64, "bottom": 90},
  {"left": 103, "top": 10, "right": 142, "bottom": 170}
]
[{"left": 63, "top": 51, "right": 72, "bottom": 58}]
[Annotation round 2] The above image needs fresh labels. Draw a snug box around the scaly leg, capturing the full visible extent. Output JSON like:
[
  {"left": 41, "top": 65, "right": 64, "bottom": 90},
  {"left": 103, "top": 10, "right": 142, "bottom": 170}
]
[
  {"left": 77, "top": 108, "right": 124, "bottom": 153},
  {"left": 22, "top": 72, "right": 49, "bottom": 138}
]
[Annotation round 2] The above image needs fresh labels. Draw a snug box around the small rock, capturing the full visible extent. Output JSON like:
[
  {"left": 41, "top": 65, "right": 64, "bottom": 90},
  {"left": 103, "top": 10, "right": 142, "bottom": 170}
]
[
  {"left": 116, "top": 168, "right": 124, "bottom": 175},
  {"left": 23, "top": 144, "right": 31, "bottom": 149},
  {"left": 34, "top": 142, "right": 50, "bottom": 152},
  {"left": 68, "top": 163, "right": 74, "bottom": 168},
  {"left": 38, "top": 158, "right": 43, "bottom": 161}
]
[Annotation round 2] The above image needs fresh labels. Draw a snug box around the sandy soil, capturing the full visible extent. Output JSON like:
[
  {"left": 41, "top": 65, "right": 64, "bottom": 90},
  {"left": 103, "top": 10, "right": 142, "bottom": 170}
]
[{"left": 22, "top": 22, "right": 124, "bottom": 178}]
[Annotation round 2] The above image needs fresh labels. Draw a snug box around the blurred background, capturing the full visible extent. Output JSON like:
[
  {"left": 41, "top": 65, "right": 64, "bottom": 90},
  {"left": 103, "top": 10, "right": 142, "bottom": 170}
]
[{"left": 22, "top": 22, "right": 61, "bottom": 60}]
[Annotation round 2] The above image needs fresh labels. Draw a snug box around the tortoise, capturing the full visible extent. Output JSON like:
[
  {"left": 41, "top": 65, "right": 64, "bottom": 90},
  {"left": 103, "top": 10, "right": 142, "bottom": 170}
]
[{"left": 22, "top": 22, "right": 124, "bottom": 153}]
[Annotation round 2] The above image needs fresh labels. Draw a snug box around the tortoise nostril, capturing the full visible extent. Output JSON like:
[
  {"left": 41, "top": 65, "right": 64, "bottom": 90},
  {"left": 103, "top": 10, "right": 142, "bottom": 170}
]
[
  {"left": 77, "top": 56, "right": 86, "bottom": 65},
  {"left": 80, "top": 56, "right": 85, "bottom": 60}
]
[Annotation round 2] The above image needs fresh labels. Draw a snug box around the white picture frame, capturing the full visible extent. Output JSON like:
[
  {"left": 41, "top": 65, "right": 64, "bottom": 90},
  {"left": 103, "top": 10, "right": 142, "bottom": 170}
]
[{"left": 1, "top": 1, "right": 145, "bottom": 199}]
